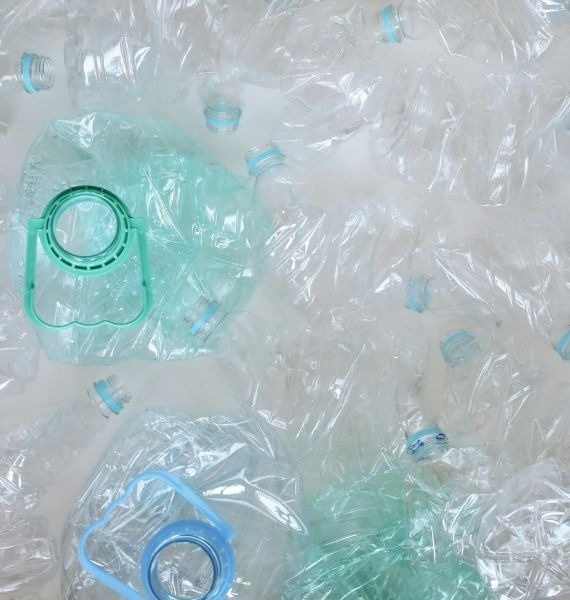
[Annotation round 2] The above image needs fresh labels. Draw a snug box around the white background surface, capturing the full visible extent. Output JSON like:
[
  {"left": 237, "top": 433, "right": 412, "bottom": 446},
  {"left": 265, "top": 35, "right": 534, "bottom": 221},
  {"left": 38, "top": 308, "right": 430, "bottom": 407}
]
[{"left": 1, "top": 20, "right": 570, "bottom": 599}]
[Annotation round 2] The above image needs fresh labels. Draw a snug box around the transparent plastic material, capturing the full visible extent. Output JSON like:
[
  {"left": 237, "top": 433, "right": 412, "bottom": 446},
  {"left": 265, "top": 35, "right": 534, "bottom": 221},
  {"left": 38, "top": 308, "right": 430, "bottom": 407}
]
[
  {"left": 476, "top": 460, "right": 570, "bottom": 600},
  {"left": 0, "top": 48, "right": 55, "bottom": 135},
  {"left": 0, "top": 377, "right": 128, "bottom": 594},
  {"left": 218, "top": 314, "right": 429, "bottom": 482},
  {"left": 198, "top": 1, "right": 297, "bottom": 132},
  {"left": 370, "top": 61, "right": 570, "bottom": 206},
  {"left": 433, "top": 206, "right": 570, "bottom": 359},
  {"left": 379, "top": 0, "right": 570, "bottom": 69},
  {"left": 285, "top": 465, "right": 492, "bottom": 599},
  {"left": 0, "top": 265, "right": 39, "bottom": 398},
  {"left": 277, "top": 0, "right": 384, "bottom": 163},
  {"left": 9, "top": 113, "right": 265, "bottom": 364},
  {"left": 65, "top": 0, "right": 158, "bottom": 109},
  {"left": 246, "top": 144, "right": 328, "bottom": 310},
  {"left": 438, "top": 325, "right": 542, "bottom": 452},
  {"left": 61, "top": 408, "right": 307, "bottom": 599}
]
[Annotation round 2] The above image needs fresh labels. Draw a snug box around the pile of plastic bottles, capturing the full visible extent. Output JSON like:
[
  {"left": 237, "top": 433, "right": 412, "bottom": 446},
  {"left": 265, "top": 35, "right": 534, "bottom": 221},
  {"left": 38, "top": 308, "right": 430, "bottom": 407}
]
[{"left": 1, "top": 1, "right": 569, "bottom": 599}]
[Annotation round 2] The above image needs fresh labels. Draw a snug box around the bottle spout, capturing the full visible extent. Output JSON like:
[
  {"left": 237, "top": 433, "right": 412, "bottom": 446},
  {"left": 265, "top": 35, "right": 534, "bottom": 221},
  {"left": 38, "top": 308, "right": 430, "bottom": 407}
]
[{"left": 21, "top": 53, "right": 55, "bottom": 93}]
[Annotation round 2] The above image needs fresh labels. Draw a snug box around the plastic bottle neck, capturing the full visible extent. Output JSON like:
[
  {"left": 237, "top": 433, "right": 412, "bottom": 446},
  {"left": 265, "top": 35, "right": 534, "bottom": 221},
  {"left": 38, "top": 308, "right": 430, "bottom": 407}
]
[
  {"left": 406, "top": 424, "right": 449, "bottom": 461},
  {"left": 87, "top": 375, "right": 130, "bottom": 418},
  {"left": 440, "top": 330, "right": 479, "bottom": 367},
  {"left": 20, "top": 53, "right": 55, "bottom": 94},
  {"left": 185, "top": 297, "right": 227, "bottom": 341},
  {"left": 203, "top": 97, "right": 242, "bottom": 134},
  {"left": 245, "top": 144, "right": 285, "bottom": 178}
]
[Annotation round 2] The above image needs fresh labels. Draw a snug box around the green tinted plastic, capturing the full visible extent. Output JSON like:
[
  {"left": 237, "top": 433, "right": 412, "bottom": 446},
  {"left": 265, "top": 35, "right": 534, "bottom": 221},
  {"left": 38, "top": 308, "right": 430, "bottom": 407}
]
[{"left": 24, "top": 186, "right": 151, "bottom": 329}]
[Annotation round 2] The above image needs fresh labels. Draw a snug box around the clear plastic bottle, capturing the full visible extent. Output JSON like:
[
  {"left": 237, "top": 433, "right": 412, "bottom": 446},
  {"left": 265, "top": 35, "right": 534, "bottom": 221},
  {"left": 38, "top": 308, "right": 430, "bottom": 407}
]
[
  {"left": 276, "top": 0, "right": 385, "bottom": 163},
  {"left": 378, "top": 0, "right": 562, "bottom": 69},
  {"left": 61, "top": 408, "right": 306, "bottom": 599},
  {"left": 0, "top": 50, "right": 54, "bottom": 134},
  {"left": 0, "top": 376, "right": 129, "bottom": 595},
  {"left": 64, "top": 0, "right": 156, "bottom": 110},
  {"left": 246, "top": 143, "right": 328, "bottom": 310},
  {"left": 476, "top": 460, "right": 570, "bottom": 600}
]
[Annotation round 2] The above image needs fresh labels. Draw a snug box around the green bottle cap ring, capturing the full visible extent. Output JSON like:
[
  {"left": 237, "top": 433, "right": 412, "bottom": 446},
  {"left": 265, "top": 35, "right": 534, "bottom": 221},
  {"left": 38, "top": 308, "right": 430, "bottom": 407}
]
[{"left": 24, "top": 185, "right": 152, "bottom": 330}]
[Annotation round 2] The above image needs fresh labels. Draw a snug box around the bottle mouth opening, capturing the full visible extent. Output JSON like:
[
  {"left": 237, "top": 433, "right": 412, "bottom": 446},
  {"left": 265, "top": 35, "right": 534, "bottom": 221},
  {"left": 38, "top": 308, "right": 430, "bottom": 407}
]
[
  {"left": 142, "top": 520, "right": 235, "bottom": 600},
  {"left": 440, "top": 330, "right": 478, "bottom": 367},
  {"left": 93, "top": 375, "right": 131, "bottom": 415},
  {"left": 203, "top": 101, "right": 241, "bottom": 134},
  {"left": 21, "top": 53, "right": 55, "bottom": 93},
  {"left": 245, "top": 144, "right": 285, "bottom": 177},
  {"left": 406, "top": 427, "right": 448, "bottom": 461}
]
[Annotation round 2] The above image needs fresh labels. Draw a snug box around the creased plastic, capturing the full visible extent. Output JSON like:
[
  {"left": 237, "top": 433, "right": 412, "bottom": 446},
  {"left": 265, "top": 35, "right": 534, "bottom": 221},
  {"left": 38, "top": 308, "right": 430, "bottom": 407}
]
[
  {"left": 0, "top": 377, "right": 127, "bottom": 594},
  {"left": 379, "top": 0, "right": 569, "bottom": 69},
  {"left": 370, "top": 60, "right": 570, "bottom": 205},
  {"left": 0, "top": 264, "right": 38, "bottom": 398},
  {"left": 433, "top": 205, "right": 570, "bottom": 358},
  {"left": 277, "top": 0, "right": 384, "bottom": 162},
  {"left": 9, "top": 112, "right": 265, "bottom": 364},
  {"left": 476, "top": 460, "right": 570, "bottom": 600},
  {"left": 61, "top": 407, "right": 307, "bottom": 599},
  {"left": 285, "top": 464, "right": 492, "bottom": 599},
  {"left": 218, "top": 314, "right": 429, "bottom": 483}
]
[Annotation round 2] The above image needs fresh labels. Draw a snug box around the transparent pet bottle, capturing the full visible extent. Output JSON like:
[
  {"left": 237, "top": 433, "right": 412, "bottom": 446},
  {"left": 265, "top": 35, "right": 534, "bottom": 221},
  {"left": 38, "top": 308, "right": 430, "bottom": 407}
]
[
  {"left": 246, "top": 143, "right": 328, "bottom": 309},
  {"left": 0, "top": 50, "right": 54, "bottom": 134},
  {"left": 379, "top": 1, "right": 435, "bottom": 43}
]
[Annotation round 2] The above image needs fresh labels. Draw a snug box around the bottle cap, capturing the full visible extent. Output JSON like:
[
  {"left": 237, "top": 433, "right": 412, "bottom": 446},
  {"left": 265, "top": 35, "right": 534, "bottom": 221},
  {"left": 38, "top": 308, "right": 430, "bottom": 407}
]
[{"left": 406, "top": 426, "right": 449, "bottom": 461}]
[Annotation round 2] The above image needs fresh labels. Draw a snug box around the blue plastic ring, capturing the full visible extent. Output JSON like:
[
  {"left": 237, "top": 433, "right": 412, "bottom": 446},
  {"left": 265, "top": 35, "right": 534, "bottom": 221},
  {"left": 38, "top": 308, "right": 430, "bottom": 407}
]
[
  {"left": 190, "top": 301, "right": 220, "bottom": 336},
  {"left": 246, "top": 148, "right": 284, "bottom": 176},
  {"left": 381, "top": 7, "right": 399, "bottom": 44},
  {"left": 94, "top": 379, "right": 123, "bottom": 415},
  {"left": 140, "top": 520, "right": 236, "bottom": 600},
  {"left": 21, "top": 52, "right": 38, "bottom": 94}
]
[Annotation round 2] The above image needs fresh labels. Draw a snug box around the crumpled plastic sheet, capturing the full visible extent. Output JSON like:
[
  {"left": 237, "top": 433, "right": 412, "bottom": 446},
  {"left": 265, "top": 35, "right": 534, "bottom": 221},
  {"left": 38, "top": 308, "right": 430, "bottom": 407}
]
[
  {"left": 284, "top": 463, "right": 493, "bottom": 599},
  {"left": 8, "top": 112, "right": 266, "bottom": 364},
  {"left": 370, "top": 60, "right": 570, "bottom": 206},
  {"left": 61, "top": 408, "right": 307, "bottom": 599}
]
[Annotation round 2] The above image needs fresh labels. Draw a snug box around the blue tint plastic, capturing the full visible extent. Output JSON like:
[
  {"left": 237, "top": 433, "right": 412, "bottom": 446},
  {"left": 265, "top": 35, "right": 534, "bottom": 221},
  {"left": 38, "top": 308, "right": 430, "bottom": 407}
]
[
  {"left": 78, "top": 470, "right": 236, "bottom": 600},
  {"left": 440, "top": 330, "right": 478, "bottom": 367}
]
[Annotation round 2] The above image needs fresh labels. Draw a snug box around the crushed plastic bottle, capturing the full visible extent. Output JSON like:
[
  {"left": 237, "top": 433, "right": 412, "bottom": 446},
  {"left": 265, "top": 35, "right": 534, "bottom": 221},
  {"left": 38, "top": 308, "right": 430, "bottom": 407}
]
[
  {"left": 246, "top": 143, "right": 329, "bottom": 309},
  {"left": 276, "top": 0, "right": 385, "bottom": 163},
  {"left": 285, "top": 465, "right": 492, "bottom": 599},
  {"left": 0, "top": 376, "right": 128, "bottom": 594},
  {"left": 64, "top": 0, "right": 157, "bottom": 109},
  {"left": 439, "top": 323, "right": 542, "bottom": 452},
  {"left": 0, "top": 265, "right": 39, "bottom": 399},
  {"left": 476, "top": 459, "right": 570, "bottom": 600},
  {"left": 370, "top": 60, "right": 570, "bottom": 206},
  {"left": 61, "top": 407, "right": 307, "bottom": 599},
  {"left": 433, "top": 205, "right": 570, "bottom": 359},
  {"left": 218, "top": 313, "right": 429, "bottom": 483},
  {"left": 9, "top": 112, "right": 266, "bottom": 364},
  {"left": 0, "top": 46, "right": 54, "bottom": 135},
  {"left": 378, "top": 0, "right": 570, "bottom": 69}
]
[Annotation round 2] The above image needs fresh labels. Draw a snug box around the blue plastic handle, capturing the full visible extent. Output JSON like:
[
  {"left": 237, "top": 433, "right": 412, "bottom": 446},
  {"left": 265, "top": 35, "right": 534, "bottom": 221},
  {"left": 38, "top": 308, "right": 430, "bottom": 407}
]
[{"left": 78, "top": 470, "right": 235, "bottom": 600}]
